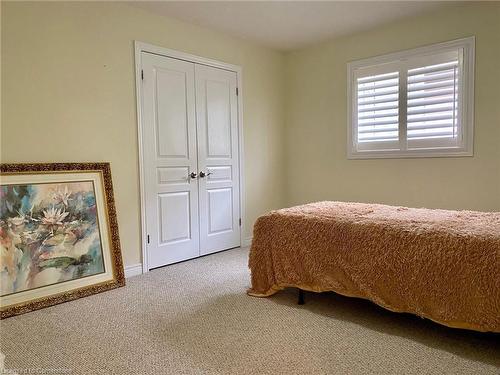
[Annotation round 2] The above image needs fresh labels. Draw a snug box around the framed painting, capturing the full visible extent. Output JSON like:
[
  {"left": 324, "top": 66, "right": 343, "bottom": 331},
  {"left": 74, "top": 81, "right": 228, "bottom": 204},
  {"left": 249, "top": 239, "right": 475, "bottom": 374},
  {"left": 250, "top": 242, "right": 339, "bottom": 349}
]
[{"left": 0, "top": 163, "right": 125, "bottom": 318}]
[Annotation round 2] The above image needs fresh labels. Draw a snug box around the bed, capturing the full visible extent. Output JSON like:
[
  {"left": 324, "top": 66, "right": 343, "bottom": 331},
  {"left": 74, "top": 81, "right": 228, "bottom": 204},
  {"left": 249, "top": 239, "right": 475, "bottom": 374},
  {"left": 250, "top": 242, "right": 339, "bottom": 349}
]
[{"left": 247, "top": 201, "right": 500, "bottom": 333}]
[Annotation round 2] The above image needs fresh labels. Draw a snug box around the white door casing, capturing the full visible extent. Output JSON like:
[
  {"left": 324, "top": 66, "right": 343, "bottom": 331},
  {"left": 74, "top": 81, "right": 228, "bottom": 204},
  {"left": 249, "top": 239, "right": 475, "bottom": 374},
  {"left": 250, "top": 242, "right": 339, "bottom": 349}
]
[
  {"left": 195, "top": 65, "right": 241, "bottom": 255},
  {"left": 141, "top": 52, "right": 200, "bottom": 268}
]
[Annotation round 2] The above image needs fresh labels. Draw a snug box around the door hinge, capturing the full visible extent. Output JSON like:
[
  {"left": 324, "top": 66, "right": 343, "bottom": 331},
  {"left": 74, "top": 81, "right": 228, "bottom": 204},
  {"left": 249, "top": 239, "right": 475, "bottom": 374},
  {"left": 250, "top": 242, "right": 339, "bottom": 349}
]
[
  {"left": 147, "top": 234, "right": 150, "bottom": 244},
  {"left": 236, "top": 87, "right": 239, "bottom": 96},
  {"left": 141, "top": 69, "right": 144, "bottom": 80},
  {"left": 239, "top": 218, "right": 241, "bottom": 226}
]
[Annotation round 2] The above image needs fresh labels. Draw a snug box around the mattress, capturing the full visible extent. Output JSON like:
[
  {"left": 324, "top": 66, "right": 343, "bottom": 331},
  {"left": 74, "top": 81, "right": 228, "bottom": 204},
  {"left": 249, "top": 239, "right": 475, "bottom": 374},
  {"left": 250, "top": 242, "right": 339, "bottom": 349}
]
[{"left": 248, "top": 201, "right": 500, "bottom": 333}]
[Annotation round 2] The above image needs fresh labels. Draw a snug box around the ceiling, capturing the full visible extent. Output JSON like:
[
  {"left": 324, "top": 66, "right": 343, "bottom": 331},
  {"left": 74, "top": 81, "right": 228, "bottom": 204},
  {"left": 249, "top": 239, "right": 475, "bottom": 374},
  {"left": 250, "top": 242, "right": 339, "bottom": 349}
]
[{"left": 128, "top": 1, "right": 455, "bottom": 51}]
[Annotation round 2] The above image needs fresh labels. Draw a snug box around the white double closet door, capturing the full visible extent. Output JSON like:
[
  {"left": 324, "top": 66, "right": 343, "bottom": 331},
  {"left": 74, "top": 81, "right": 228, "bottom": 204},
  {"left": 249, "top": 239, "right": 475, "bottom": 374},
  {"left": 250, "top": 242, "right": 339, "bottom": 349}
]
[{"left": 141, "top": 52, "right": 241, "bottom": 269}]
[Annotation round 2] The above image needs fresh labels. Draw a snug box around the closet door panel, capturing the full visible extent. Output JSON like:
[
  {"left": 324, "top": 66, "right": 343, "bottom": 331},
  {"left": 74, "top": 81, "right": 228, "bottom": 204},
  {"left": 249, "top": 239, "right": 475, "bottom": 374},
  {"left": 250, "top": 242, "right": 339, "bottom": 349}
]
[
  {"left": 195, "top": 65, "right": 241, "bottom": 255},
  {"left": 141, "top": 52, "right": 200, "bottom": 268},
  {"left": 206, "top": 80, "right": 232, "bottom": 157},
  {"left": 155, "top": 69, "right": 190, "bottom": 158}
]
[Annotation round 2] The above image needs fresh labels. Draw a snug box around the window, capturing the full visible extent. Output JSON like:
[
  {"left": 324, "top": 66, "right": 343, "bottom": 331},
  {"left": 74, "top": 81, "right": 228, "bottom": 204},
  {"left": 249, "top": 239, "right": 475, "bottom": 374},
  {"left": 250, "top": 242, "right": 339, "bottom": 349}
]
[{"left": 347, "top": 37, "right": 474, "bottom": 159}]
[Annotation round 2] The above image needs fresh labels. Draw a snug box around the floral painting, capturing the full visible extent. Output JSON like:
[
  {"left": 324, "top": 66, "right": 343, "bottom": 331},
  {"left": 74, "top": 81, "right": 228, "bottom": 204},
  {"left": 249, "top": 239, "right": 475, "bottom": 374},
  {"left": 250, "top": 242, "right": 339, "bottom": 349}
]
[{"left": 0, "top": 181, "right": 105, "bottom": 297}]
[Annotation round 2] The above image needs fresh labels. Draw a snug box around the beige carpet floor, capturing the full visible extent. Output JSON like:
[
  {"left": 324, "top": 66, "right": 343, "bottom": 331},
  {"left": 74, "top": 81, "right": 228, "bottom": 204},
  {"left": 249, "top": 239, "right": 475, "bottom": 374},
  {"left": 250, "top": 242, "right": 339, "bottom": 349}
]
[{"left": 1, "top": 247, "right": 499, "bottom": 374}]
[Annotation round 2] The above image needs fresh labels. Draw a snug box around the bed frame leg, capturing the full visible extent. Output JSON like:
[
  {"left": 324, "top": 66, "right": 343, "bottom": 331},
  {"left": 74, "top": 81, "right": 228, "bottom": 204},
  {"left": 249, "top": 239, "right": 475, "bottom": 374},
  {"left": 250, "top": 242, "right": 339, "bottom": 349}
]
[{"left": 298, "top": 289, "right": 305, "bottom": 305}]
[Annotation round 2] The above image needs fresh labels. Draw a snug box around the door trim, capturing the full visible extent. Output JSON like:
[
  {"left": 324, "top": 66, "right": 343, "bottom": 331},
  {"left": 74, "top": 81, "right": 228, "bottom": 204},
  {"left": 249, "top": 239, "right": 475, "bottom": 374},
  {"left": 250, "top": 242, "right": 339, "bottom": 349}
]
[{"left": 134, "top": 41, "right": 246, "bottom": 273}]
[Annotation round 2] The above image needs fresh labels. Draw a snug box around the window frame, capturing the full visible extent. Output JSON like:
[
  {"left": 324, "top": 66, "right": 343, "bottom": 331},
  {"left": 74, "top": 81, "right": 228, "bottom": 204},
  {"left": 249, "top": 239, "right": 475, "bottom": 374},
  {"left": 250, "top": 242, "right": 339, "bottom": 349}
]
[{"left": 347, "top": 37, "right": 475, "bottom": 159}]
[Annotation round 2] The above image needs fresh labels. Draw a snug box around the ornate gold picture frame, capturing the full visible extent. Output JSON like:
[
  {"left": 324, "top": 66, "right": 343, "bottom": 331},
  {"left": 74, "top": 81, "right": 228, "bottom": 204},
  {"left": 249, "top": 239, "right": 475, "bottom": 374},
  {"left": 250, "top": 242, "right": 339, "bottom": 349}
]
[{"left": 0, "top": 163, "right": 125, "bottom": 318}]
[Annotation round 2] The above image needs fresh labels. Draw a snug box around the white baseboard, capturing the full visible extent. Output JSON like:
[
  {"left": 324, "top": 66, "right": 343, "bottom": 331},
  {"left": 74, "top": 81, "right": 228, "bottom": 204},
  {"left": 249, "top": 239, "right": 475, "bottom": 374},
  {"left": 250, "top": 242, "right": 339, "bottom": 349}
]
[
  {"left": 242, "top": 237, "right": 253, "bottom": 247},
  {"left": 124, "top": 263, "right": 143, "bottom": 278}
]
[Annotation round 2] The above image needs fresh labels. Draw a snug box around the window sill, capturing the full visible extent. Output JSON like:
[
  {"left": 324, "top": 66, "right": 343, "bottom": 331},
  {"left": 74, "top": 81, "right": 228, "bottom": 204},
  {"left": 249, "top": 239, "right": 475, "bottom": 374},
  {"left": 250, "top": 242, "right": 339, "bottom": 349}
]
[{"left": 347, "top": 148, "right": 473, "bottom": 159}]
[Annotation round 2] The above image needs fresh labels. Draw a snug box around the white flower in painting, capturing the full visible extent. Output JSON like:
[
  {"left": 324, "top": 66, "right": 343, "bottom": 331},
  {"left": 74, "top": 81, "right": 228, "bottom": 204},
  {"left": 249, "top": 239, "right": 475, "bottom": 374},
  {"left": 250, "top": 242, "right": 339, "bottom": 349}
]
[
  {"left": 10, "top": 216, "right": 26, "bottom": 226},
  {"left": 41, "top": 206, "right": 69, "bottom": 226},
  {"left": 52, "top": 186, "right": 72, "bottom": 206},
  {"left": 9, "top": 210, "right": 28, "bottom": 226}
]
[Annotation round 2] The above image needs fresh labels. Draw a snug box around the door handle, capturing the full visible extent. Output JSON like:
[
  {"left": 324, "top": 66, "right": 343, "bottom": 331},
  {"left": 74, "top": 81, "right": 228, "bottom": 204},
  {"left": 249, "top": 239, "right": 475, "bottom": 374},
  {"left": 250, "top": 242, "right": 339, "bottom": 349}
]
[
  {"left": 199, "top": 171, "right": 212, "bottom": 178},
  {"left": 189, "top": 172, "right": 197, "bottom": 179}
]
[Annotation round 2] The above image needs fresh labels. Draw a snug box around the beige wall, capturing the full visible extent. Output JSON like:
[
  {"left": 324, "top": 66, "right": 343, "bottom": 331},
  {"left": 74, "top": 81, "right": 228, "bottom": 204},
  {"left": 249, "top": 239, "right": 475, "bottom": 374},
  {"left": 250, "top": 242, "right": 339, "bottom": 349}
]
[
  {"left": 285, "top": 2, "right": 500, "bottom": 211},
  {"left": 1, "top": 2, "right": 287, "bottom": 267}
]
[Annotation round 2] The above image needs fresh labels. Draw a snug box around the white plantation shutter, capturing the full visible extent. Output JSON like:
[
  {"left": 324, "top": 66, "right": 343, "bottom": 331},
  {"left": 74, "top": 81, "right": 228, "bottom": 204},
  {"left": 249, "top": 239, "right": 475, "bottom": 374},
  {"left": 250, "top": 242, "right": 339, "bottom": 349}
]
[
  {"left": 357, "top": 72, "right": 399, "bottom": 149},
  {"left": 407, "top": 56, "right": 460, "bottom": 149},
  {"left": 348, "top": 37, "right": 474, "bottom": 158}
]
